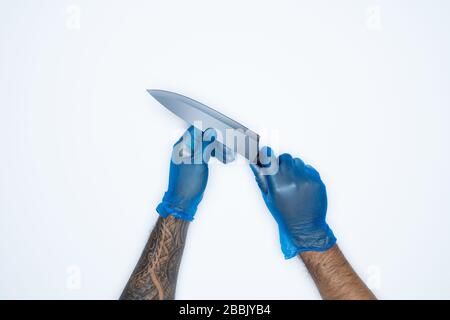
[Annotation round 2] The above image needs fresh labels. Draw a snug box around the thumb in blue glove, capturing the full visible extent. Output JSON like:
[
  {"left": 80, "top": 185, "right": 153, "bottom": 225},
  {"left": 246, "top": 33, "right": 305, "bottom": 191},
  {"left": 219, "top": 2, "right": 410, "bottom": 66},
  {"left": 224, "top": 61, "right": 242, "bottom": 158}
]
[
  {"left": 157, "top": 126, "right": 234, "bottom": 221},
  {"left": 250, "top": 146, "right": 336, "bottom": 259}
]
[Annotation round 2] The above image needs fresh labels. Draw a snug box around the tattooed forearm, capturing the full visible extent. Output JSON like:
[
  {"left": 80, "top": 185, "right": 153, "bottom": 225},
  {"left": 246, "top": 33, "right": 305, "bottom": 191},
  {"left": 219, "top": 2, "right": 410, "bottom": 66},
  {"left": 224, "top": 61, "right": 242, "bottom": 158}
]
[
  {"left": 299, "top": 245, "right": 376, "bottom": 300},
  {"left": 120, "top": 215, "right": 189, "bottom": 300}
]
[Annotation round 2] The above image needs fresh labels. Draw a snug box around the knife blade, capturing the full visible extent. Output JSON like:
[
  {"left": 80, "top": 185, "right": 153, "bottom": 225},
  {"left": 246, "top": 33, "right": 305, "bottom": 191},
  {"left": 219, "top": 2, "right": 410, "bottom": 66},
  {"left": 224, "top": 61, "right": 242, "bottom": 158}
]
[{"left": 147, "top": 89, "right": 260, "bottom": 163}]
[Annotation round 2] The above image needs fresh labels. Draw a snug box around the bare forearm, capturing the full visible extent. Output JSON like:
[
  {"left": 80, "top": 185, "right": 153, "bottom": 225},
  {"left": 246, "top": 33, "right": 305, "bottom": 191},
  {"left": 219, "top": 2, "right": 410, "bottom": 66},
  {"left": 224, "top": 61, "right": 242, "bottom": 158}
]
[
  {"left": 120, "top": 215, "right": 189, "bottom": 300},
  {"left": 299, "top": 245, "right": 376, "bottom": 300}
]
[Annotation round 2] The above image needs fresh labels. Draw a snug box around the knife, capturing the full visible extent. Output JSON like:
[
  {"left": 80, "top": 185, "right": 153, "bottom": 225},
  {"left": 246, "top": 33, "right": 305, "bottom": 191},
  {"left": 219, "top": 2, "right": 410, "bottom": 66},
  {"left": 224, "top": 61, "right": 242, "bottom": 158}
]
[{"left": 147, "top": 89, "right": 260, "bottom": 164}]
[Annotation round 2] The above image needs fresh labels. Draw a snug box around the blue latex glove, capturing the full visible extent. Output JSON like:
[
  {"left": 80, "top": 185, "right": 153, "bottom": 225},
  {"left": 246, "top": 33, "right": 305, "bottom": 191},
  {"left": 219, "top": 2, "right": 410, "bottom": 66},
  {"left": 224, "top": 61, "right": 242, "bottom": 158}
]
[
  {"left": 250, "top": 147, "right": 336, "bottom": 259},
  {"left": 157, "top": 126, "right": 234, "bottom": 221}
]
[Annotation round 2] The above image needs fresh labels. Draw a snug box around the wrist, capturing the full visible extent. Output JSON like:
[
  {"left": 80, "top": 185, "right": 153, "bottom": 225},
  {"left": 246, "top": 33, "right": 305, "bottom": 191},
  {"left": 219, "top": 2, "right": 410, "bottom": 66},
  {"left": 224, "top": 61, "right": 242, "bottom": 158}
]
[{"left": 299, "top": 243, "right": 338, "bottom": 263}]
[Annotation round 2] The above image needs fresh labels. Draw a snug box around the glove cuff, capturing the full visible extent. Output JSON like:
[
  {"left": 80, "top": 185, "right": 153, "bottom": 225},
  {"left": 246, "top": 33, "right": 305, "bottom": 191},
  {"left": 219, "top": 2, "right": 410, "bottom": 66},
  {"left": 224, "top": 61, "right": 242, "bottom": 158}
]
[
  {"left": 282, "top": 224, "right": 337, "bottom": 259},
  {"left": 156, "top": 202, "right": 195, "bottom": 221},
  {"left": 156, "top": 192, "right": 198, "bottom": 221}
]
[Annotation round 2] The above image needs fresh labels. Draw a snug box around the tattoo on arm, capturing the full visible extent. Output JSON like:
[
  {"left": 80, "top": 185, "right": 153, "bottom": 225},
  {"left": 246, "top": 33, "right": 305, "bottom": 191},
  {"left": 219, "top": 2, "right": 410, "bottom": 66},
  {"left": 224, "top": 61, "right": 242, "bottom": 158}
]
[
  {"left": 120, "top": 215, "right": 189, "bottom": 300},
  {"left": 299, "top": 245, "right": 377, "bottom": 300}
]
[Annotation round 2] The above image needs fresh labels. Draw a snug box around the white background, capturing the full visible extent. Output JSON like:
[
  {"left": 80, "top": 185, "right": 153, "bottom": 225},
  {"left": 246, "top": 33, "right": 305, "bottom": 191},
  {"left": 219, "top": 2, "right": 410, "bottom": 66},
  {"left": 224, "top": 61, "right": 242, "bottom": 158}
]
[{"left": 1, "top": 0, "right": 450, "bottom": 299}]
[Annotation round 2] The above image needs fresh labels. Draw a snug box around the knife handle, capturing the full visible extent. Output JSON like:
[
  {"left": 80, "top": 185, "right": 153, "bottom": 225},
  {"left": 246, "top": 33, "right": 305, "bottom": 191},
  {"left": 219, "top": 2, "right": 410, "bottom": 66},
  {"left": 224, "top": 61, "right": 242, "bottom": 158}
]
[{"left": 212, "top": 138, "right": 260, "bottom": 164}]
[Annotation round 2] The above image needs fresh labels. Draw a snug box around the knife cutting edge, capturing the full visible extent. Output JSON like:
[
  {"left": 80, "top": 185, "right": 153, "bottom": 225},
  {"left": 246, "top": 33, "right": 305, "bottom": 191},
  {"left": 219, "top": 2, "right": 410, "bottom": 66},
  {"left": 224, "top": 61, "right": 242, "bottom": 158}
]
[{"left": 147, "top": 89, "right": 260, "bottom": 164}]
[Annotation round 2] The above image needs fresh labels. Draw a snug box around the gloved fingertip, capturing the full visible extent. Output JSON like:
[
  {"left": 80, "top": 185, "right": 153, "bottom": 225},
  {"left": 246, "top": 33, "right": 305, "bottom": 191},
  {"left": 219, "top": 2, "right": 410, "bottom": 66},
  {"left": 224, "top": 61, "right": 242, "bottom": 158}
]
[
  {"left": 279, "top": 153, "right": 293, "bottom": 170},
  {"left": 294, "top": 157, "right": 305, "bottom": 169},
  {"left": 280, "top": 153, "right": 292, "bottom": 160},
  {"left": 305, "top": 164, "right": 321, "bottom": 179},
  {"left": 259, "top": 146, "right": 276, "bottom": 168},
  {"left": 260, "top": 146, "right": 273, "bottom": 156}
]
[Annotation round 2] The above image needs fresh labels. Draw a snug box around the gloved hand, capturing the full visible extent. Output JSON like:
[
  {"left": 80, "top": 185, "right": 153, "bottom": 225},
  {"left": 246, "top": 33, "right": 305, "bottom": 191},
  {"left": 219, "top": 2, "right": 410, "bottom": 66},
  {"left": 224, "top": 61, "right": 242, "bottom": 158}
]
[
  {"left": 157, "top": 126, "right": 234, "bottom": 221},
  {"left": 250, "top": 147, "right": 336, "bottom": 259}
]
